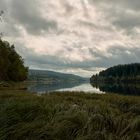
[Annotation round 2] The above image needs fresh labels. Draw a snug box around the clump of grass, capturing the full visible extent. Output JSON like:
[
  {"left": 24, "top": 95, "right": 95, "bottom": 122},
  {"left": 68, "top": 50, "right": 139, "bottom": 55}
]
[{"left": 0, "top": 91, "right": 139, "bottom": 140}]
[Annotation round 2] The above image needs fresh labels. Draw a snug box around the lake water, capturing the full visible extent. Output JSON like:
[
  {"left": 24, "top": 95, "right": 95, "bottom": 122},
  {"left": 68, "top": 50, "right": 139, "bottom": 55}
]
[
  {"left": 28, "top": 81, "right": 140, "bottom": 95},
  {"left": 28, "top": 82, "right": 104, "bottom": 94}
]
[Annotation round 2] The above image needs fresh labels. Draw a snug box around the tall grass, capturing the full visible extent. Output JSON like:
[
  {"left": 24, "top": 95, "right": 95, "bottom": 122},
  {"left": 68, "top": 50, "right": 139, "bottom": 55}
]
[{"left": 0, "top": 91, "right": 139, "bottom": 140}]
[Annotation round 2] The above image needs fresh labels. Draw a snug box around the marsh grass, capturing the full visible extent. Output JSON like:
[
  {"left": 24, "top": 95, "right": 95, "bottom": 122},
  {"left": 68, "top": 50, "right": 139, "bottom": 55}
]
[{"left": 0, "top": 91, "right": 140, "bottom": 140}]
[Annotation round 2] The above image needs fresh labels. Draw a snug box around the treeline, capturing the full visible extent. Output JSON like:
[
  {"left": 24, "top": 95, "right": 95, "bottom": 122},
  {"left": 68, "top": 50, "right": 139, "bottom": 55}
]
[
  {"left": 90, "top": 63, "right": 140, "bottom": 83},
  {"left": 0, "top": 39, "right": 28, "bottom": 82}
]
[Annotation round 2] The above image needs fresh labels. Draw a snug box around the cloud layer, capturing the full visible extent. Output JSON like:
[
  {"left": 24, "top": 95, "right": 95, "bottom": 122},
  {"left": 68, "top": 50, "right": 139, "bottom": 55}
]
[{"left": 0, "top": 0, "right": 140, "bottom": 77}]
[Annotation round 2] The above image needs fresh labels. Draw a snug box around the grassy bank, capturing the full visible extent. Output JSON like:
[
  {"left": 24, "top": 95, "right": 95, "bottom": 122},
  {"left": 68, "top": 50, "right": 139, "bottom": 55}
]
[
  {"left": 0, "top": 82, "right": 28, "bottom": 90},
  {"left": 0, "top": 91, "right": 140, "bottom": 140}
]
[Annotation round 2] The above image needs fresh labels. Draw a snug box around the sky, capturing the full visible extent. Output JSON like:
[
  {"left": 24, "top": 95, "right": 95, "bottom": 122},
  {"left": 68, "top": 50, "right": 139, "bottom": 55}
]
[{"left": 0, "top": 0, "right": 140, "bottom": 77}]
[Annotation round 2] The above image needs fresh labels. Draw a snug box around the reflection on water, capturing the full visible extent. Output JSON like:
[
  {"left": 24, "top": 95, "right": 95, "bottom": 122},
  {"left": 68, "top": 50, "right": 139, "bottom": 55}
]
[
  {"left": 28, "top": 82, "right": 104, "bottom": 94},
  {"left": 91, "top": 83, "right": 140, "bottom": 96},
  {"left": 28, "top": 81, "right": 140, "bottom": 95},
  {"left": 57, "top": 83, "right": 104, "bottom": 94}
]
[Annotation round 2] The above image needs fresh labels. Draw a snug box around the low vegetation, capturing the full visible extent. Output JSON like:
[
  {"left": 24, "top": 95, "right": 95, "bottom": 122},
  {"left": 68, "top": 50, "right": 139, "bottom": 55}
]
[{"left": 0, "top": 91, "right": 139, "bottom": 140}]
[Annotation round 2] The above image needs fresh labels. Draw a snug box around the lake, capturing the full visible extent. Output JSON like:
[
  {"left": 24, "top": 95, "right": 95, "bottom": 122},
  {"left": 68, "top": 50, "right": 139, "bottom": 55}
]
[
  {"left": 91, "top": 82, "right": 140, "bottom": 96},
  {"left": 28, "top": 82, "right": 104, "bottom": 94},
  {"left": 28, "top": 81, "right": 140, "bottom": 95}
]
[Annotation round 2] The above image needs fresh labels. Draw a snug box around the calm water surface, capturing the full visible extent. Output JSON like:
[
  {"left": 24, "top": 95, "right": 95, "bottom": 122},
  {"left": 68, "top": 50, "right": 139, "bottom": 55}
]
[
  {"left": 28, "top": 82, "right": 104, "bottom": 94},
  {"left": 28, "top": 81, "right": 140, "bottom": 95}
]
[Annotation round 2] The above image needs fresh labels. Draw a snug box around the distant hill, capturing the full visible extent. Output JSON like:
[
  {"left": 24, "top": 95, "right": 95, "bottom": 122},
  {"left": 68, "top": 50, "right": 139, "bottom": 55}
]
[
  {"left": 28, "top": 69, "right": 88, "bottom": 84},
  {"left": 90, "top": 63, "right": 140, "bottom": 83}
]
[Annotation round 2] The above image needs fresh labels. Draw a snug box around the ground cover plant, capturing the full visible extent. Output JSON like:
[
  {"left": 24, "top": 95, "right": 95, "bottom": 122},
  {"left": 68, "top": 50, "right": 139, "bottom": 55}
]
[{"left": 0, "top": 91, "right": 140, "bottom": 140}]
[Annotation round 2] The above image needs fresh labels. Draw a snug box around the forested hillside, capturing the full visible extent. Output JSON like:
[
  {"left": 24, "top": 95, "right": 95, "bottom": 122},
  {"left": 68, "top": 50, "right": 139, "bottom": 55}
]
[
  {"left": 0, "top": 39, "right": 28, "bottom": 82},
  {"left": 90, "top": 63, "right": 140, "bottom": 83},
  {"left": 28, "top": 69, "right": 88, "bottom": 83}
]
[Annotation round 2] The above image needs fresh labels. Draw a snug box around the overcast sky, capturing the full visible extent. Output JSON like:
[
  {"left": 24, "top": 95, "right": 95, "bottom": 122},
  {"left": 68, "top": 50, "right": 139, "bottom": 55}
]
[{"left": 0, "top": 0, "right": 140, "bottom": 77}]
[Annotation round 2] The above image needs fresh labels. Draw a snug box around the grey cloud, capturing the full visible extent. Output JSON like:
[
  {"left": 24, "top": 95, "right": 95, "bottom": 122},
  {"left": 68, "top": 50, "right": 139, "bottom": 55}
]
[
  {"left": 91, "top": 0, "right": 140, "bottom": 34},
  {"left": 16, "top": 43, "right": 140, "bottom": 73},
  {"left": 15, "top": 44, "right": 73, "bottom": 69},
  {"left": 77, "top": 20, "right": 97, "bottom": 29},
  {"left": 0, "top": 0, "right": 20, "bottom": 37},
  {"left": 0, "top": 0, "right": 7, "bottom": 11},
  {"left": 1, "top": 0, "right": 140, "bottom": 76},
  {"left": 60, "top": 0, "right": 75, "bottom": 15},
  {"left": 91, "top": 0, "right": 140, "bottom": 11},
  {"left": 1, "top": 0, "right": 57, "bottom": 36},
  {"left": 15, "top": 46, "right": 139, "bottom": 77},
  {"left": 103, "top": 7, "right": 140, "bottom": 32},
  {"left": 81, "top": 0, "right": 90, "bottom": 18},
  {"left": 113, "top": 12, "right": 140, "bottom": 31},
  {"left": 114, "top": 0, "right": 140, "bottom": 11},
  {"left": 104, "top": 45, "right": 140, "bottom": 66},
  {"left": 10, "top": 0, "right": 57, "bottom": 35},
  {"left": 77, "top": 45, "right": 140, "bottom": 69}
]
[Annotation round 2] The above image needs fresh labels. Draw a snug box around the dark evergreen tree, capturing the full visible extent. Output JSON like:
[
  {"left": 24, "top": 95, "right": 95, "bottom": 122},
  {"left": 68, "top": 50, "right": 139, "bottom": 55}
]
[
  {"left": 90, "top": 63, "right": 140, "bottom": 83},
  {"left": 0, "top": 39, "right": 28, "bottom": 82}
]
